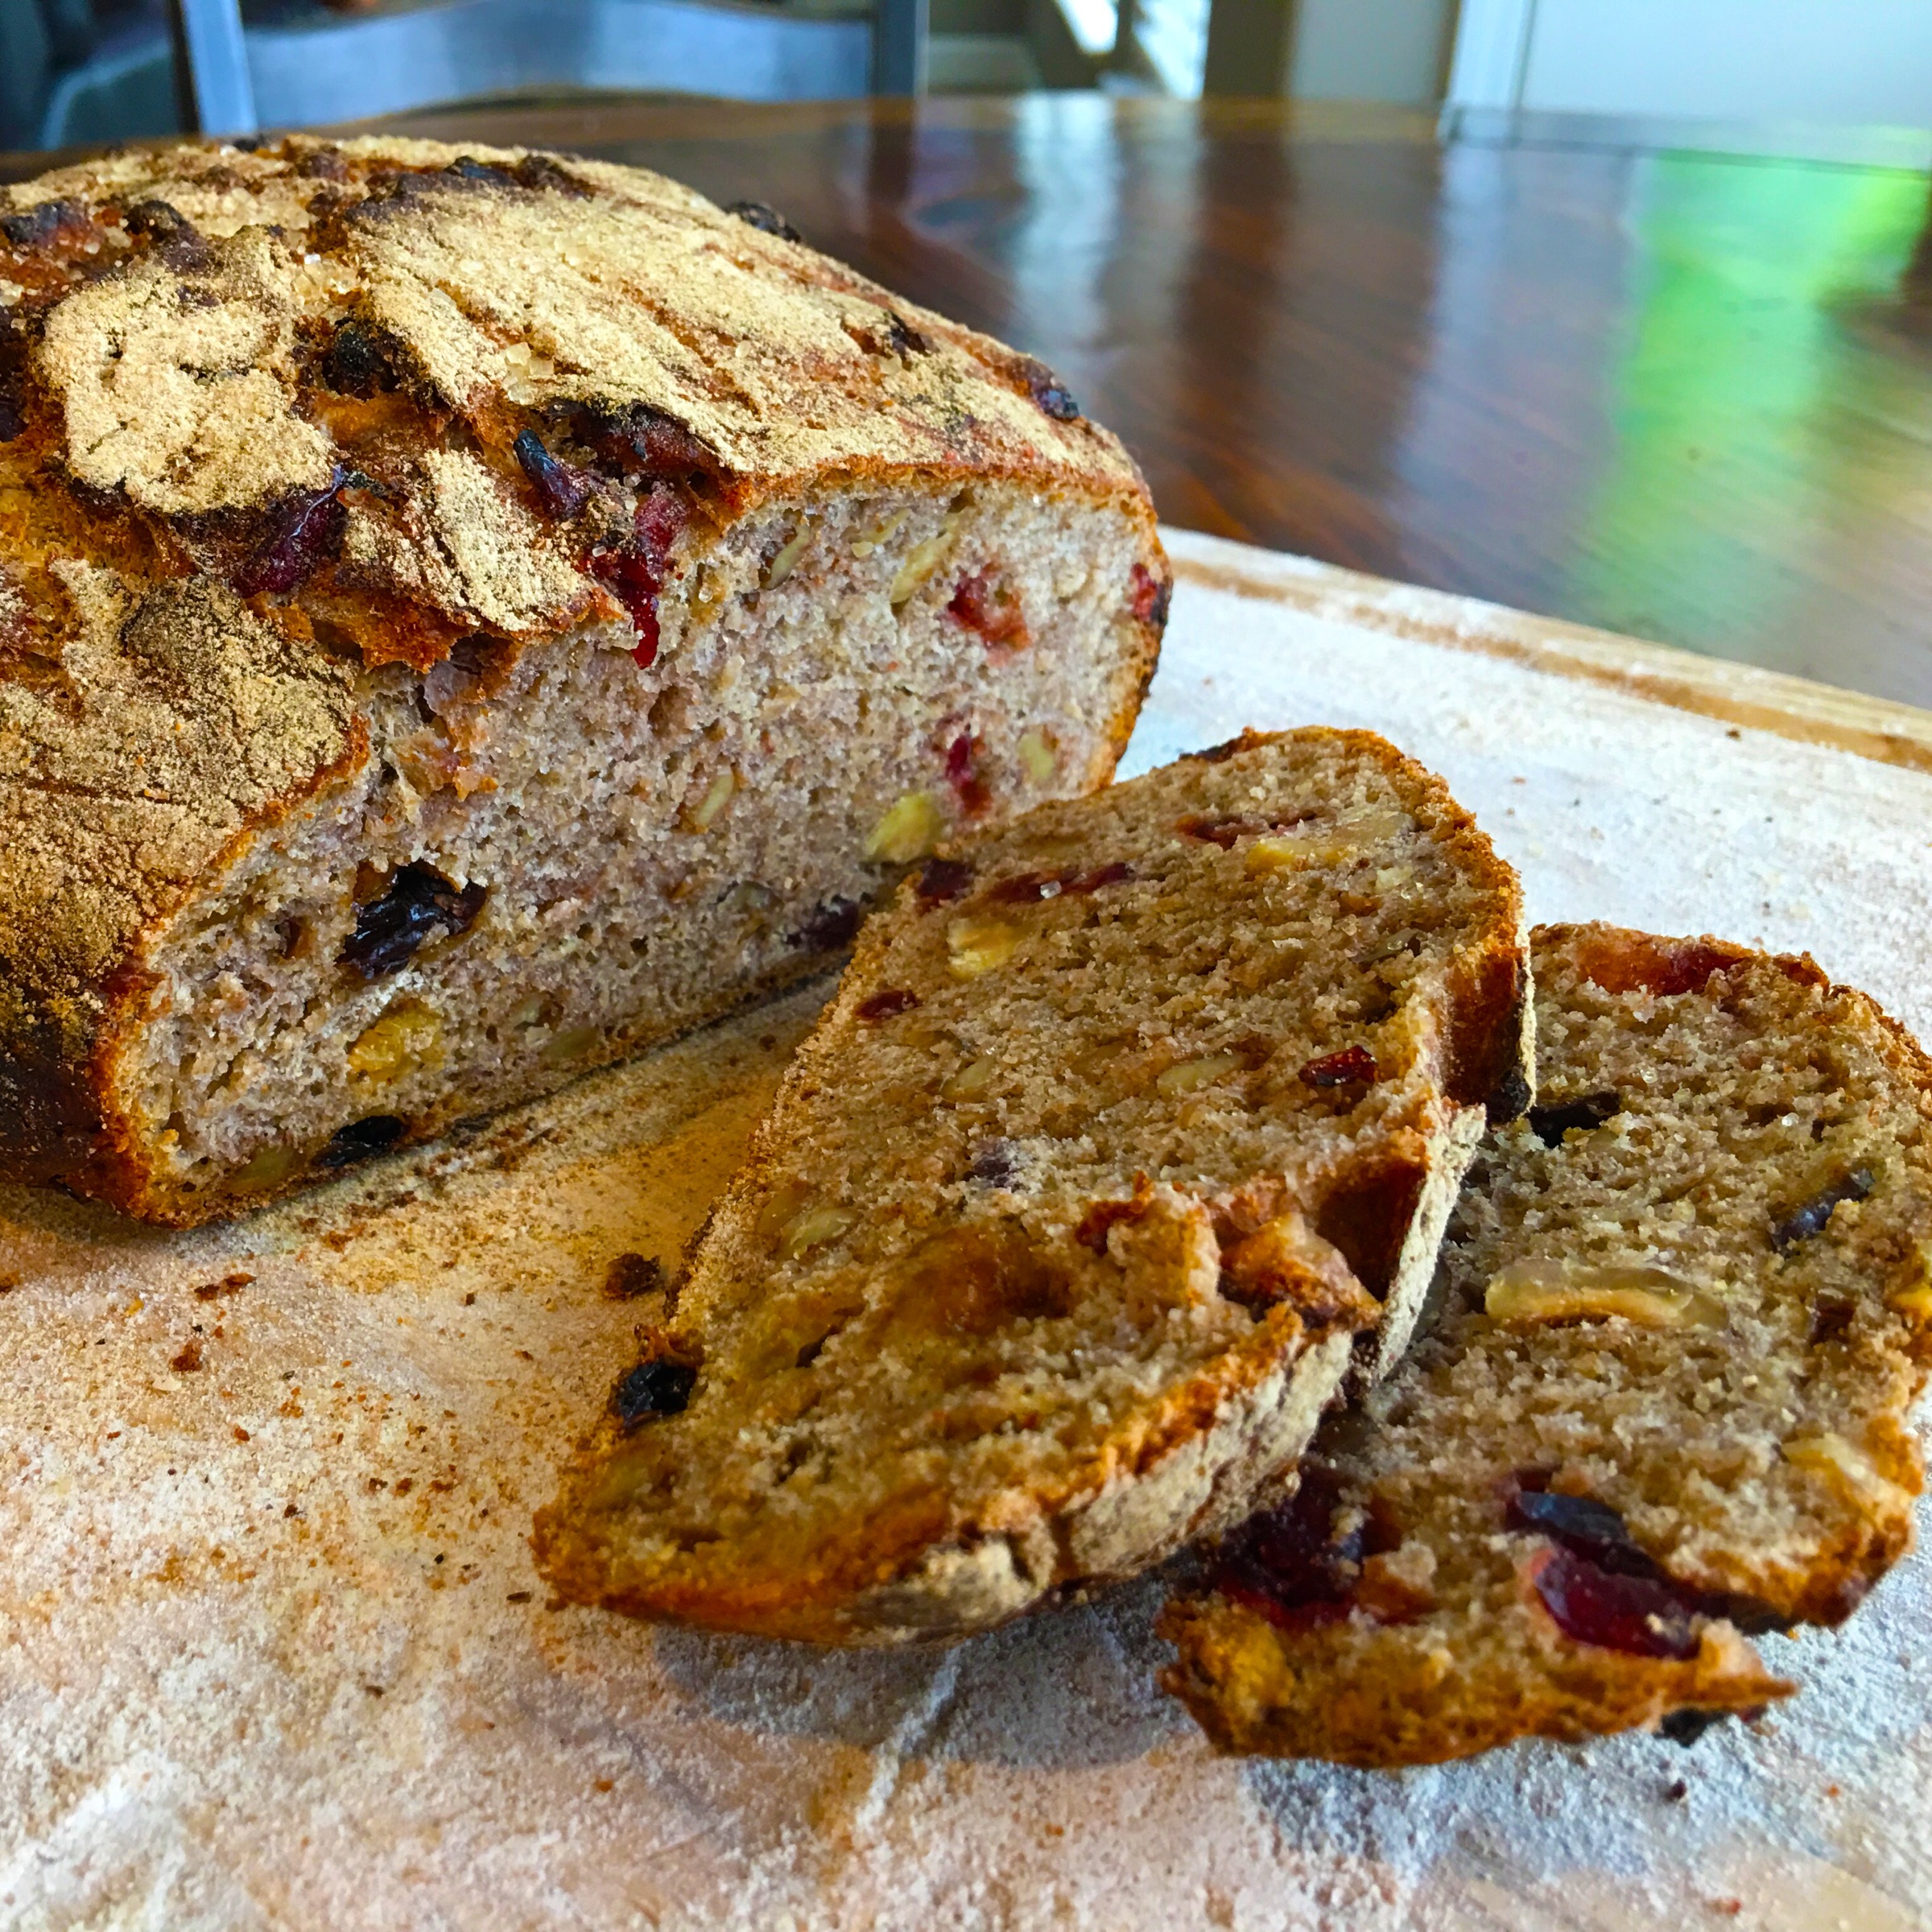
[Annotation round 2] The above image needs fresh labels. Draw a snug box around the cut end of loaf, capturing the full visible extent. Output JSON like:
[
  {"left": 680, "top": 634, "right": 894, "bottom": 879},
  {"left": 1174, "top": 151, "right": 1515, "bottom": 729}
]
[{"left": 86, "top": 477, "right": 1162, "bottom": 1224}]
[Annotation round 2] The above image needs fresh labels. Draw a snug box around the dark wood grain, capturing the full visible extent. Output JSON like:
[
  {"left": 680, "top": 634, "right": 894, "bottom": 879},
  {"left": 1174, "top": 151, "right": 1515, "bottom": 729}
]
[{"left": 10, "top": 96, "right": 1932, "bottom": 705}]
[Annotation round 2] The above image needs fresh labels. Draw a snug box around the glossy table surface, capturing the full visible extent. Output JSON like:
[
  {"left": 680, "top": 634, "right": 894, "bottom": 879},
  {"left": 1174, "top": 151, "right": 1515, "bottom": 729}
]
[{"left": 11, "top": 95, "right": 1932, "bottom": 708}]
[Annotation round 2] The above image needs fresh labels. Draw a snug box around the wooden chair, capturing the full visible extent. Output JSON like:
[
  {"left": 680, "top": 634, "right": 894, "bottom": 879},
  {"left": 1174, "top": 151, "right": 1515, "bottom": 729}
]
[{"left": 167, "top": 0, "right": 927, "bottom": 138}]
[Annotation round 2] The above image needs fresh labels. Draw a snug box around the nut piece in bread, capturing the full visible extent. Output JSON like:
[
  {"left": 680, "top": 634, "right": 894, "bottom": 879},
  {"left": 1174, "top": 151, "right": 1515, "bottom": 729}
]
[
  {"left": 1161, "top": 924, "right": 1932, "bottom": 1765},
  {"left": 533, "top": 729, "right": 1531, "bottom": 1643},
  {"left": 0, "top": 137, "right": 1166, "bottom": 1224}
]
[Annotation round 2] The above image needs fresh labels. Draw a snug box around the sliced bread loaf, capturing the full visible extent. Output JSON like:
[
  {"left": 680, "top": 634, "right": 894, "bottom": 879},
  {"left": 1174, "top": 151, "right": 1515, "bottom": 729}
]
[
  {"left": 0, "top": 137, "right": 1163, "bottom": 1224},
  {"left": 532, "top": 729, "right": 1531, "bottom": 1643},
  {"left": 1161, "top": 924, "right": 1932, "bottom": 1765}
]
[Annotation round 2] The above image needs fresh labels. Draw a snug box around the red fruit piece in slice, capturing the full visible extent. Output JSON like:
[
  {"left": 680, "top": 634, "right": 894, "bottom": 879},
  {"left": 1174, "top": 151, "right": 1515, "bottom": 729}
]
[
  {"left": 856, "top": 989, "right": 919, "bottom": 1022},
  {"left": 947, "top": 568, "right": 1029, "bottom": 650},
  {"left": 1129, "top": 561, "right": 1170, "bottom": 626},
  {"left": 916, "top": 857, "right": 975, "bottom": 905},
  {"left": 1528, "top": 1546, "right": 1701, "bottom": 1660},
  {"left": 1211, "top": 1468, "right": 1375, "bottom": 1633},
  {"left": 1300, "top": 1045, "right": 1377, "bottom": 1088},
  {"left": 588, "top": 483, "right": 689, "bottom": 667},
  {"left": 944, "top": 732, "right": 992, "bottom": 816}
]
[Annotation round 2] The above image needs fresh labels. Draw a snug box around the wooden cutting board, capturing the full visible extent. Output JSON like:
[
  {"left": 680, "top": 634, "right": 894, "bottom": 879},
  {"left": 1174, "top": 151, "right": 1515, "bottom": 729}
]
[{"left": 3, "top": 528, "right": 1928, "bottom": 1932}]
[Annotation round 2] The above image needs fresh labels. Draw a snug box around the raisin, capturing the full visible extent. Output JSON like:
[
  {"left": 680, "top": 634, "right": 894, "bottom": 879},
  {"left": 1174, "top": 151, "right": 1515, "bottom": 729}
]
[
  {"left": 611, "top": 1358, "right": 696, "bottom": 1427},
  {"left": 1771, "top": 1168, "right": 1874, "bottom": 1251},
  {"left": 1509, "top": 1485, "right": 1664, "bottom": 1579},
  {"left": 946, "top": 568, "right": 1028, "bottom": 650},
  {"left": 296, "top": 147, "right": 350, "bottom": 181},
  {"left": 943, "top": 731, "right": 992, "bottom": 815},
  {"left": 1530, "top": 1546, "right": 1699, "bottom": 1660},
  {"left": 1210, "top": 1466, "right": 1396, "bottom": 1632},
  {"left": 316, "top": 1114, "right": 406, "bottom": 1168},
  {"left": 562, "top": 402, "right": 712, "bottom": 481},
  {"left": 0, "top": 362, "right": 23, "bottom": 444},
  {"left": 793, "top": 896, "right": 862, "bottom": 951},
  {"left": 967, "top": 1138, "right": 1022, "bottom": 1187},
  {"left": 916, "top": 857, "right": 975, "bottom": 904},
  {"left": 232, "top": 479, "right": 349, "bottom": 597},
  {"left": 338, "top": 862, "right": 486, "bottom": 980},
  {"left": 447, "top": 156, "right": 518, "bottom": 189},
  {"left": 1809, "top": 1295, "right": 1857, "bottom": 1344},
  {"left": 1660, "top": 1708, "right": 1735, "bottom": 1747},
  {"left": 123, "top": 198, "right": 208, "bottom": 269},
  {"left": 513, "top": 428, "right": 590, "bottom": 520},
  {"left": 603, "top": 1253, "right": 667, "bottom": 1301},
  {"left": 322, "top": 318, "right": 401, "bottom": 396},
  {"left": 1528, "top": 1088, "right": 1622, "bottom": 1146},
  {"left": 884, "top": 310, "right": 928, "bottom": 357},
  {"left": 1019, "top": 357, "right": 1080, "bottom": 422},
  {"left": 724, "top": 199, "right": 802, "bottom": 242},
  {"left": 0, "top": 198, "right": 85, "bottom": 250},
  {"left": 510, "top": 154, "right": 588, "bottom": 196},
  {"left": 1300, "top": 1045, "right": 1377, "bottom": 1088},
  {"left": 1129, "top": 562, "right": 1170, "bottom": 627},
  {"left": 856, "top": 989, "right": 919, "bottom": 1022}
]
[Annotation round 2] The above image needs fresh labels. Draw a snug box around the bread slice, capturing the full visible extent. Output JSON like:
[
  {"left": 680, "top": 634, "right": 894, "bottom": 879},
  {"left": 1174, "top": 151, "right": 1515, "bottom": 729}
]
[
  {"left": 1160, "top": 923, "right": 1932, "bottom": 1766},
  {"left": 0, "top": 136, "right": 1164, "bottom": 1225},
  {"left": 532, "top": 729, "right": 1531, "bottom": 1643}
]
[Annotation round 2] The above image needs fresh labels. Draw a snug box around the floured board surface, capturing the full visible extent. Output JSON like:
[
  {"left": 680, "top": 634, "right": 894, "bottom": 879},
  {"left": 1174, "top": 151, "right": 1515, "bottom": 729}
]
[{"left": 4, "top": 527, "right": 1930, "bottom": 1932}]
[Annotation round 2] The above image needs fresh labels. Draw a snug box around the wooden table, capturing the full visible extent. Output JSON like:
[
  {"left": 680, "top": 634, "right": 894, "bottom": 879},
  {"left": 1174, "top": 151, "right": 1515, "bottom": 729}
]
[{"left": 12, "top": 95, "right": 1932, "bottom": 707}]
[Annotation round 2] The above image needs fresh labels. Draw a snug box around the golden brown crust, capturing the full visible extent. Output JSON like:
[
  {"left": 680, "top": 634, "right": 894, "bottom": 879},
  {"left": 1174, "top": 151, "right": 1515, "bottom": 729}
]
[{"left": 0, "top": 136, "right": 1159, "bottom": 1209}]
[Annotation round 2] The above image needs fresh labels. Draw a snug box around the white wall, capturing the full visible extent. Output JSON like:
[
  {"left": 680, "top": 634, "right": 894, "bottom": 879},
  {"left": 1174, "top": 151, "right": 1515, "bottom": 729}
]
[
  {"left": 1290, "top": 0, "right": 1456, "bottom": 105},
  {"left": 1455, "top": 0, "right": 1932, "bottom": 127}
]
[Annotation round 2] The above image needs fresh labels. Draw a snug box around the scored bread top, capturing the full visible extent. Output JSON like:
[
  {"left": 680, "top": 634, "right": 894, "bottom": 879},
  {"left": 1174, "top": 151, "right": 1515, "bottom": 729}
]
[
  {"left": 1160, "top": 923, "right": 1932, "bottom": 1768},
  {"left": 533, "top": 729, "right": 1530, "bottom": 1644},
  {"left": 0, "top": 134, "right": 1158, "bottom": 1185}
]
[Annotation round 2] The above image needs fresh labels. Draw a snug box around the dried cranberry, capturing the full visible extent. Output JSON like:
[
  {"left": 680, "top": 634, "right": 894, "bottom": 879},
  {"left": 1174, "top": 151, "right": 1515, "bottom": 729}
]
[
  {"left": 1575, "top": 935, "right": 1741, "bottom": 999},
  {"left": 316, "top": 1114, "right": 406, "bottom": 1168},
  {"left": 1019, "top": 357, "right": 1080, "bottom": 422},
  {"left": 1300, "top": 1045, "right": 1377, "bottom": 1088},
  {"left": 610, "top": 1358, "right": 696, "bottom": 1427},
  {"left": 232, "top": 479, "right": 349, "bottom": 597},
  {"left": 1063, "top": 861, "right": 1133, "bottom": 894},
  {"left": 946, "top": 568, "right": 1028, "bottom": 650},
  {"left": 916, "top": 857, "right": 975, "bottom": 904},
  {"left": 724, "top": 199, "right": 802, "bottom": 242},
  {"left": 856, "top": 988, "right": 919, "bottom": 1022},
  {"left": 990, "top": 871, "right": 1064, "bottom": 906},
  {"left": 1530, "top": 1546, "right": 1699, "bottom": 1660},
  {"left": 338, "top": 862, "right": 486, "bottom": 980},
  {"left": 1529, "top": 1088, "right": 1622, "bottom": 1146},
  {"left": 1771, "top": 1168, "right": 1875, "bottom": 1252},
  {"left": 793, "top": 896, "right": 862, "bottom": 951},
  {"left": 1176, "top": 815, "right": 1254, "bottom": 848},
  {"left": 513, "top": 428, "right": 590, "bottom": 520},
  {"left": 943, "top": 731, "right": 992, "bottom": 815},
  {"left": 587, "top": 483, "right": 688, "bottom": 667},
  {"left": 1129, "top": 562, "right": 1170, "bottom": 627}
]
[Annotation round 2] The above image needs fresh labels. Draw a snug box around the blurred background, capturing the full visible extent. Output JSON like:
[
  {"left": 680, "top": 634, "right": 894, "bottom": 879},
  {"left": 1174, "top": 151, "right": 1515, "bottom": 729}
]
[
  {"left": 6, "top": 2, "right": 1932, "bottom": 710},
  {"left": 8, "top": 1, "right": 1932, "bottom": 151}
]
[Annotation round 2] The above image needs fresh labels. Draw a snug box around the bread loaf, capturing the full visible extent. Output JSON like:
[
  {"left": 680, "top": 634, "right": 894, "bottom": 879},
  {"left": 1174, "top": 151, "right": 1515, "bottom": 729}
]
[
  {"left": 0, "top": 137, "right": 1165, "bottom": 1224},
  {"left": 533, "top": 729, "right": 1531, "bottom": 1643},
  {"left": 1161, "top": 924, "right": 1932, "bottom": 1765}
]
